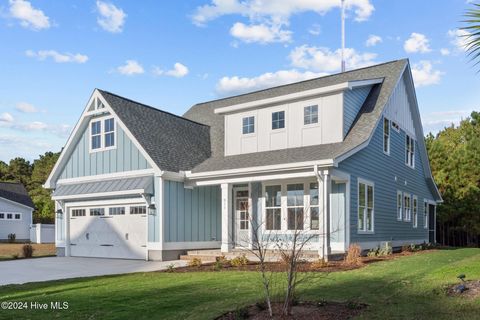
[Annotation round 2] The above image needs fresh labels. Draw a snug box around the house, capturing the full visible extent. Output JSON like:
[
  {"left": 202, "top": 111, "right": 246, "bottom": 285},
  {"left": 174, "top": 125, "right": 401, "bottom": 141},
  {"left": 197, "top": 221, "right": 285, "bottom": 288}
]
[
  {"left": 0, "top": 182, "right": 34, "bottom": 241},
  {"left": 45, "top": 59, "right": 442, "bottom": 261}
]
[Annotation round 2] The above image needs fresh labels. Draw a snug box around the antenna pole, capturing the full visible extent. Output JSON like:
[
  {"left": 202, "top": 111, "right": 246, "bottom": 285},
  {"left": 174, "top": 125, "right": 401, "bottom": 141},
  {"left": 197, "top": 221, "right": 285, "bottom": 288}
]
[{"left": 341, "top": 0, "right": 346, "bottom": 72}]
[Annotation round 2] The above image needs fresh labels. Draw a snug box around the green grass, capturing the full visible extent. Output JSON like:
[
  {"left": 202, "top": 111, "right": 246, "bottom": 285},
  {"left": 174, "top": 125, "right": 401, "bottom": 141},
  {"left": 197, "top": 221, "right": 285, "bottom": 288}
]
[{"left": 0, "top": 248, "right": 479, "bottom": 319}]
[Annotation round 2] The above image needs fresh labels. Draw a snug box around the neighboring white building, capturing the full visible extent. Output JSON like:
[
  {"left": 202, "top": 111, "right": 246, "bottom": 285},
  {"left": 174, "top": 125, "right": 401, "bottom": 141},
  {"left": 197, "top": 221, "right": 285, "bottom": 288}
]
[{"left": 0, "top": 182, "right": 34, "bottom": 241}]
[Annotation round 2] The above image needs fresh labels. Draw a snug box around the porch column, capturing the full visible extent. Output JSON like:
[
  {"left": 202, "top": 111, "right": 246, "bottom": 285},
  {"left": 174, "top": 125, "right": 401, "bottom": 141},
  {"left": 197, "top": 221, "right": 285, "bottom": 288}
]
[
  {"left": 221, "top": 183, "right": 233, "bottom": 253},
  {"left": 321, "top": 170, "right": 331, "bottom": 260},
  {"left": 64, "top": 205, "right": 71, "bottom": 257}
]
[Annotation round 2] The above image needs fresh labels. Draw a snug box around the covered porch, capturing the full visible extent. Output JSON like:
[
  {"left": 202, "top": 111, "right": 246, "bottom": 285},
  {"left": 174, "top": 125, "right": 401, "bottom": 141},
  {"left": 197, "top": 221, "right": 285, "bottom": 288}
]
[{"left": 186, "top": 166, "right": 350, "bottom": 261}]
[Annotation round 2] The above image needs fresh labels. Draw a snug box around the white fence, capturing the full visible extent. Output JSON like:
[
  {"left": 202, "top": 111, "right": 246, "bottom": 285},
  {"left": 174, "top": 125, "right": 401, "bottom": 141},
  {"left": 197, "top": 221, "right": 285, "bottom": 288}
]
[{"left": 30, "top": 224, "right": 55, "bottom": 244}]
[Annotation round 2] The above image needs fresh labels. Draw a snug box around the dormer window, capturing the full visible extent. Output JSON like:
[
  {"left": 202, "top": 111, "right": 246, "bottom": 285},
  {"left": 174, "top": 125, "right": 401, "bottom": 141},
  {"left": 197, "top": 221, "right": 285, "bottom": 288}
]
[
  {"left": 304, "top": 105, "right": 318, "bottom": 125},
  {"left": 90, "top": 117, "right": 116, "bottom": 152},
  {"left": 242, "top": 116, "right": 255, "bottom": 134},
  {"left": 272, "top": 111, "right": 285, "bottom": 130}
]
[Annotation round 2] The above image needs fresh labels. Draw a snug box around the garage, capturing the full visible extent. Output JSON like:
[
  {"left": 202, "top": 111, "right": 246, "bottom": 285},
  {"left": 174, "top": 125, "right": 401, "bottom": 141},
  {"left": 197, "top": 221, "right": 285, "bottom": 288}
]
[{"left": 68, "top": 202, "right": 147, "bottom": 259}]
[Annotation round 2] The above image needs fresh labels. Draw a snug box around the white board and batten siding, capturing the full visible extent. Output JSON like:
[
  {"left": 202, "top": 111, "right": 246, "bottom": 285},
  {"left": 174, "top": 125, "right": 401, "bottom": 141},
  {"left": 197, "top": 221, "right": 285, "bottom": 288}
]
[
  {"left": 224, "top": 93, "right": 344, "bottom": 156},
  {"left": 383, "top": 76, "right": 416, "bottom": 139},
  {"left": 0, "top": 197, "right": 32, "bottom": 241}
]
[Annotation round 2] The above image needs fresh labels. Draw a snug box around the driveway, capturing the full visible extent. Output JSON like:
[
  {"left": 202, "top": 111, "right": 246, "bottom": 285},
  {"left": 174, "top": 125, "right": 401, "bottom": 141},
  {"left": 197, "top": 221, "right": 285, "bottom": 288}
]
[{"left": 0, "top": 257, "right": 187, "bottom": 286}]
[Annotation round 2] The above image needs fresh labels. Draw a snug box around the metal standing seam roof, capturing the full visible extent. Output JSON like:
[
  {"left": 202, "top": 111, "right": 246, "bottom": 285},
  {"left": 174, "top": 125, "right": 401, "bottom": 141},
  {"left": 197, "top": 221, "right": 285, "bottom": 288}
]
[
  {"left": 0, "top": 182, "right": 34, "bottom": 209},
  {"left": 53, "top": 176, "right": 153, "bottom": 198}
]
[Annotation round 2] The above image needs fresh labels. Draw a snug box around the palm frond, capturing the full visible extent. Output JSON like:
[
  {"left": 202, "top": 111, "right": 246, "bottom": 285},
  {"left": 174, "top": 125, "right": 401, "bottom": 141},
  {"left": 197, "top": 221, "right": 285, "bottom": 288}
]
[{"left": 462, "top": 2, "right": 480, "bottom": 71}]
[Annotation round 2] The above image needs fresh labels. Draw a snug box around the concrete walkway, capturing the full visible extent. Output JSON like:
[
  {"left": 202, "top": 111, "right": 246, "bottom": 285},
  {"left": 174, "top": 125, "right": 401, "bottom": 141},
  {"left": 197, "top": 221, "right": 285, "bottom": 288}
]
[{"left": 0, "top": 257, "right": 187, "bottom": 286}]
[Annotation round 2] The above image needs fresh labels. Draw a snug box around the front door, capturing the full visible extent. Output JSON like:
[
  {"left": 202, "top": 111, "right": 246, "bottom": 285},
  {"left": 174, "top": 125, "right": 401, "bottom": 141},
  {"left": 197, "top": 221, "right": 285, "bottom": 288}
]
[
  {"left": 234, "top": 188, "right": 250, "bottom": 248},
  {"left": 428, "top": 204, "right": 436, "bottom": 243}
]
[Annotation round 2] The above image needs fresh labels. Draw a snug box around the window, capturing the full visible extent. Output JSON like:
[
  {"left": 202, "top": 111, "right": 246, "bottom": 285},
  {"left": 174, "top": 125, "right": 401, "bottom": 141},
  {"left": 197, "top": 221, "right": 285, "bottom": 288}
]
[
  {"left": 413, "top": 196, "right": 418, "bottom": 228},
  {"left": 0, "top": 213, "right": 4, "bottom": 219},
  {"left": 403, "top": 194, "right": 411, "bottom": 221},
  {"left": 397, "top": 191, "right": 403, "bottom": 221},
  {"left": 304, "top": 105, "right": 318, "bottom": 125},
  {"left": 383, "top": 117, "right": 390, "bottom": 154},
  {"left": 287, "top": 184, "right": 304, "bottom": 230},
  {"left": 265, "top": 185, "right": 281, "bottom": 230},
  {"left": 242, "top": 116, "right": 255, "bottom": 134},
  {"left": 424, "top": 200, "right": 428, "bottom": 229},
  {"left": 90, "top": 208, "right": 105, "bottom": 216},
  {"left": 272, "top": 111, "right": 285, "bottom": 130},
  {"left": 91, "top": 120, "right": 102, "bottom": 150},
  {"left": 130, "top": 206, "right": 147, "bottom": 215},
  {"left": 391, "top": 121, "right": 400, "bottom": 132},
  {"left": 109, "top": 207, "right": 125, "bottom": 215},
  {"left": 358, "top": 180, "right": 374, "bottom": 232},
  {"left": 104, "top": 118, "right": 115, "bottom": 148},
  {"left": 405, "top": 135, "right": 415, "bottom": 168},
  {"left": 310, "top": 183, "right": 320, "bottom": 230},
  {"left": 72, "top": 209, "right": 86, "bottom": 217},
  {"left": 6, "top": 213, "right": 12, "bottom": 220},
  {"left": 14, "top": 214, "right": 21, "bottom": 220}
]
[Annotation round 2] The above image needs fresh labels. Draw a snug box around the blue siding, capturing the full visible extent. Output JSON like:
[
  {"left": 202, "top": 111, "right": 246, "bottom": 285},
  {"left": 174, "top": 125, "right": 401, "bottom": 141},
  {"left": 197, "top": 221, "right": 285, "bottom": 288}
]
[
  {"left": 338, "top": 117, "right": 436, "bottom": 243},
  {"left": 343, "top": 86, "right": 372, "bottom": 137},
  {"left": 164, "top": 181, "right": 221, "bottom": 242},
  {"left": 60, "top": 117, "right": 150, "bottom": 179}
]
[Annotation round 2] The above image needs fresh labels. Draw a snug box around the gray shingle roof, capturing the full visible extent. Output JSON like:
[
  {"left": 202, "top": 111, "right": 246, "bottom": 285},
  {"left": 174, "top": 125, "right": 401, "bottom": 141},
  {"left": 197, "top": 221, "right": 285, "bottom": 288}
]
[
  {"left": 183, "top": 59, "right": 407, "bottom": 173},
  {"left": 98, "top": 90, "right": 211, "bottom": 173},
  {"left": 0, "top": 182, "right": 34, "bottom": 209}
]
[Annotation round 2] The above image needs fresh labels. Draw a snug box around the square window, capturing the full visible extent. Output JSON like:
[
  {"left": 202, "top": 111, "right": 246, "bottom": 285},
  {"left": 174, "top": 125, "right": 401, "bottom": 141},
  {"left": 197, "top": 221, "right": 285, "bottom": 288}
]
[
  {"left": 304, "top": 105, "right": 318, "bottom": 125},
  {"left": 242, "top": 116, "right": 255, "bottom": 134},
  {"left": 272, "top": 111, "right": 285, "bottom": 130},
  {"left": 0, "top": 213, "right": 4, "bottom": 219},
  {"left": 6, "top": 213, "right": 12, "bottom": 219},
  {"left": 15, "top": 214, "right": 21, "bottom": 220}
]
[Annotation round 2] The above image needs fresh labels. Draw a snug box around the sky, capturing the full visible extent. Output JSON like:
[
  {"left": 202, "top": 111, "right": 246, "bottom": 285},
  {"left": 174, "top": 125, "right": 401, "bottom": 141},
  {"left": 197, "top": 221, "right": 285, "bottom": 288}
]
[{"left": 0, "top": 0, "right": 479, "bottom": 162}]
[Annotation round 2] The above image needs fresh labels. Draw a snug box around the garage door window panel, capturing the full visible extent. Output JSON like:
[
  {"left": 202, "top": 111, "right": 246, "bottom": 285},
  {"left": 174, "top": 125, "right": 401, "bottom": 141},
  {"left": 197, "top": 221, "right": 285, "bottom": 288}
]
[
  {"left": 109, "top": 207, "right": 126, "bottom": 215},
  {"left": 90, "top": 208, "right": 105, "bottom": 216},
  {"left": 130, "top": 206, "right": 146, "bottom": 215}
]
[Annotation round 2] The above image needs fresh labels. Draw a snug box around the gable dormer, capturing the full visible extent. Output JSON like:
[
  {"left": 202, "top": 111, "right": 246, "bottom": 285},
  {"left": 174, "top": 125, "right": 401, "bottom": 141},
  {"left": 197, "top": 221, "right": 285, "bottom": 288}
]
[{"left": 216, "top": 79, "right": 381, "bottom": 156}]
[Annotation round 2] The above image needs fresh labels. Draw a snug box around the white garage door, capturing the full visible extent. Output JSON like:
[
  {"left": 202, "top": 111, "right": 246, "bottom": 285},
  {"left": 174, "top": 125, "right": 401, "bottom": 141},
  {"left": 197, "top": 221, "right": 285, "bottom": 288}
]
[{"left": 69, "top": 202, "right": 147, "bottom": 260}]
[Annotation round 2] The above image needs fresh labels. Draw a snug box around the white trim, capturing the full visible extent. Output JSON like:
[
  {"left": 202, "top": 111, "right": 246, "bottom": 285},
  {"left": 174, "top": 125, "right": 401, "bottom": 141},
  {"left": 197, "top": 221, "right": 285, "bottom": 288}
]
[
  {"left": 193, "top": 170, "right": 317, "bottom": 186},
  {"left": 52, "top": 189, "right": 146, "bottom": 201},
  {"left": 65, "top": 197, "right": 145, "bottom": 208},
  {"left": 185, "top": 159, "right": 334, "bottom": 180},
  {"left": 214, "top": 79, "right": 383, "bottom": 114},
  {"left": 162, "top": 241, "right": 222, "bottom": 250},
  {"left": 57, "top": 169, "right": 155, "bottom": 185},
  {"left": 0, "top": 196, "right": 34, "bottom": 210},
  {"left": 357, "top": 177, "right": 374, "bottom": 234},
  {"left": 88, "top": 115, "right": 117, "bottom": 153}
]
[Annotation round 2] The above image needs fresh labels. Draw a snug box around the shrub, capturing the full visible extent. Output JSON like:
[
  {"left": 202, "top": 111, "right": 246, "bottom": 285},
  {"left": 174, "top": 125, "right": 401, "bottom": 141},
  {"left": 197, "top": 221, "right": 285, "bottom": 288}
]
[
  {"left": 311, "top": 258, "right": 328, "bottom": 269},
  {"left": 22, "top": 244, "right": 34, "bottom": 258},
  {"left": 402, "top": 243, "right": 419, "bottom": 253},
  {"left": 187, "top": 257, "right": 202, "bottom": 267},
  {"left": 367, "top": 247, "right": 379, "bottom": 257},
  {"left": 378, "top": 242, "right": 393, "bottom": 256},
  {"left": 7, "top": 233, "right": 16, "bottom": 243},
  {"left": 231, "top": 254, "right": 249, "bottom": 267},
  {"left": 212, "top": 259, "right": 224, "bottom": 271},
  {"left": 344, "top": 243, "right": 362, "bottom": 266},
  {"left": 166, "top": 263, "right": 176, "bottom": 273}
]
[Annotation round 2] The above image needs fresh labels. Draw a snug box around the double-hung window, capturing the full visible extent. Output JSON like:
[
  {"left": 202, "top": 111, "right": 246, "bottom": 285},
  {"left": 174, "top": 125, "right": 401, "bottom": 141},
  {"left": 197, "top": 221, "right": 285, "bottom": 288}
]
[
  {"left": 309, "top": 183, "right": 320, "bottom": 230},
  {"left": 403, "top": 193, "right": 411, "bottom": 221},
  {"left": 287, "top": 184, "right": 304, "bottom": 230},
  {"left": 424, "top": 200, "right": 428, "bottom": 229},
  {"left": 397, "top": 191, "right": 403, "bottom": 221},
  {"left": 383, "top": 117, "right": 390, "bottom": 154},
  {"left": 104, "top": 118, "right": 115, "bottom": 148},
  {"left": 405, "top": 135, "right": 415, "bottom": 168},
  {"left": 242, "top": 116, "right": 255, "bottom": 134},
  {"left": 272, "top": 111, "right": 285, "bottom": 130},
  {"left": 413, "top": 196, "right": 418, "bottom": 227},
  {"left": 90, "top": 117, "right": 116, "bottom": 151},
  {"left": 358, "top": 180, "right": 374, "bottom": 232},
  {"left": 304, "top": 105, "right": 318, "bottom": 125},
  {"left": 91, "top": 121, "right": 102, "bottom": 150},
  {"left": 265, "top": 185, "right": 282, "bottom": 230}
]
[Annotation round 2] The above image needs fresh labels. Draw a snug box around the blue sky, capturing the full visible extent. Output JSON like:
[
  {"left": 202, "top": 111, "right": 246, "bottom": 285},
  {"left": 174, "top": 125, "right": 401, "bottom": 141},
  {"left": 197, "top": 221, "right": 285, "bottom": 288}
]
[{"left": 0, "top": 0, "right": 478, "bottom": 162}]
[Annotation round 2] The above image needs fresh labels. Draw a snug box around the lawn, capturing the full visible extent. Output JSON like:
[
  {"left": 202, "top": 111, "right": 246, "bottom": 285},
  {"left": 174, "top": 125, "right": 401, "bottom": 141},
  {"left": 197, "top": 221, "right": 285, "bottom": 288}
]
[
  {"left": 0, "top": 243, "right": 56, "bottom": 260},
  {"left": 0, "top": 248, "right": 479, "bottom": 319}
]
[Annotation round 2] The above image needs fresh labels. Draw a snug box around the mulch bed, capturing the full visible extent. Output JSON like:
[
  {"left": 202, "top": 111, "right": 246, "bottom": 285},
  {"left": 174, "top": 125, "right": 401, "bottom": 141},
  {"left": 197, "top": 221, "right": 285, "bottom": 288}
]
[
  {"left": 216, "top": 301, "right": 367, "bottom": 320},
  {"left": 446, "top": 280, "right": 480, "bottom": 299}
]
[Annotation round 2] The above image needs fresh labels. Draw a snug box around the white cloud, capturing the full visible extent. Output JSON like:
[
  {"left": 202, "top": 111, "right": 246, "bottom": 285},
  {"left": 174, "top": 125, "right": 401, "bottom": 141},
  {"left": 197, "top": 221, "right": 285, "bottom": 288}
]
[
  {"left": 411, "top": 60, "right": 444, "bottom": 87},
  {"left": 9, "top": 0, "right": 50, "bottom": 30},
  {"left": 96, "top": 1, "right": 126, "bottom": 33},
  {"left": 308, "top": 23, "right": 321, "bottom": 36},
  {"left": 15, "top": 102, "right": 38, "bottom": 113},
  {"left": 289, "top": 45, "right": 377, "bottom": 73},
  {"left": 117, "top": 60, "right": 144, "bottom": 75},
  {"left": 404, "top": 33, "right": 431, "bottom": 53},
  {"left": 0, "top": 113, "right": 14, "bottom": 123},
  {"left": 422, "top": 109, "right": 474, "bottom": 134},
  {"left": 440, "top": 48, "right": 451, "bottom": 56},
  {"left": 448, "top": 29, "right": 471, "bottom": 51},
  {"left": 153, "top": 63, "right": 189, "bottom": 78},
  {"left": 25, "top": 50, "right": 88, "bottom": 63},
  {"left": 230, "top": 22, "right": 292, "bottom": 43},
  {"left": 216, "top": 69, "right": 327, "bottom": 96},
  {"left": 365, "top": 34, "right": 382, "bottom": 47}
]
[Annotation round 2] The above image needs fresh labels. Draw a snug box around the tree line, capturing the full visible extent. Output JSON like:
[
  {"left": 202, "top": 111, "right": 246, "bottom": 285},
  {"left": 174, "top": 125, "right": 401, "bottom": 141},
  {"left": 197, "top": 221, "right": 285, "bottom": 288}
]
[
  {"left": 426, "top": 111, "right": 480, "bottom": 247},
  {"left": 0, "top": 152, "right": 59, "bottom": 223}
]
